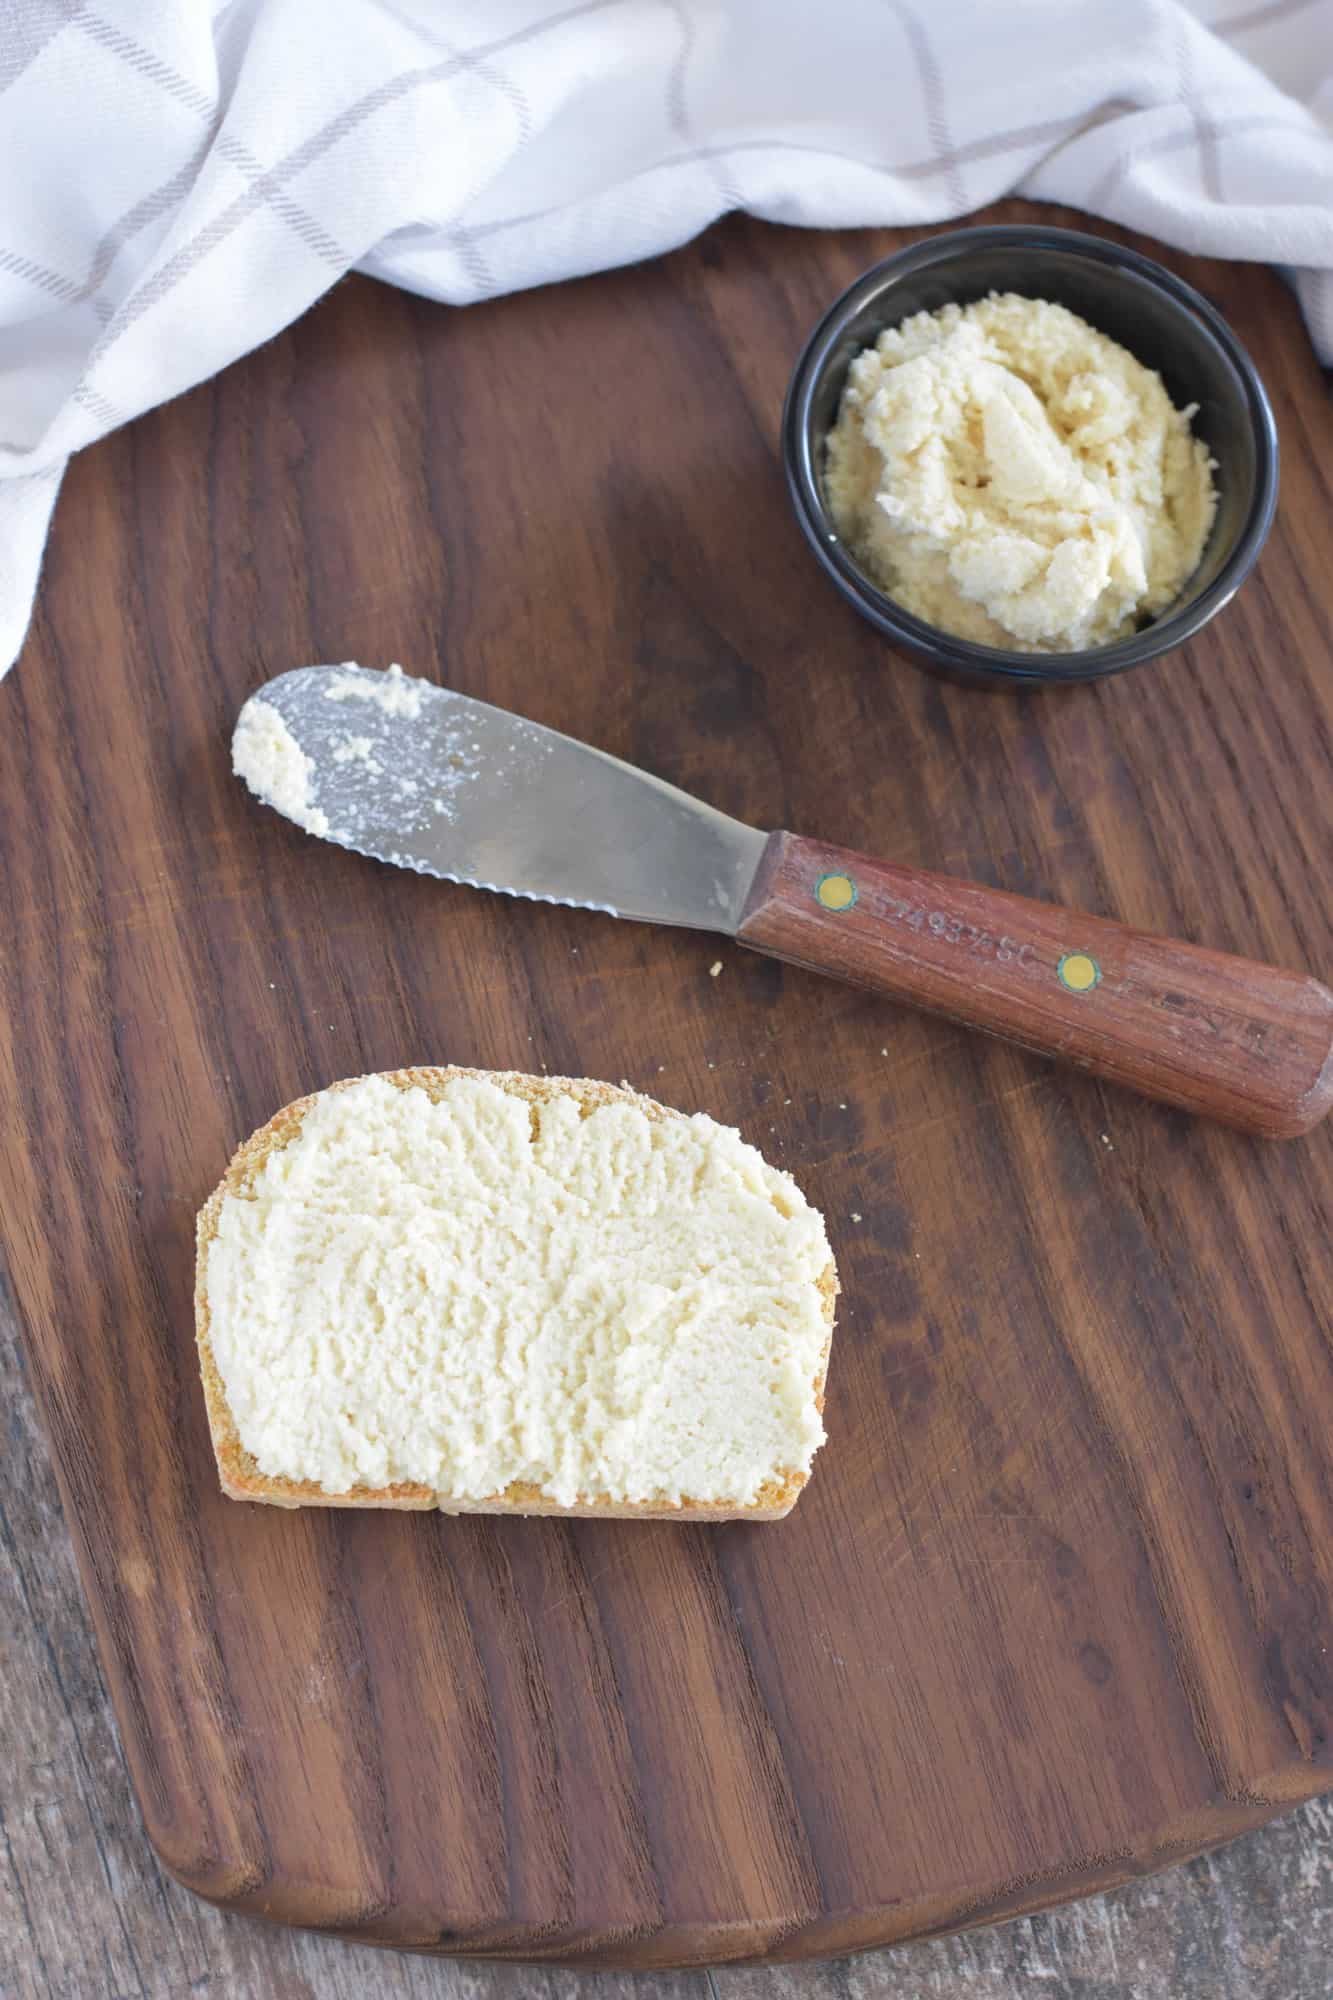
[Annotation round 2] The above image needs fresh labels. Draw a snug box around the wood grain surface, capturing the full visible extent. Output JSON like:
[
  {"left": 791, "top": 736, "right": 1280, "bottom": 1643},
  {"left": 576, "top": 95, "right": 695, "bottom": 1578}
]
[
  {"left": 6, "top": 1257, "right": 1333, "bottom": 2000},
  {"left": 0, "top": 201, "right": 1330, "bottom": 1971}
]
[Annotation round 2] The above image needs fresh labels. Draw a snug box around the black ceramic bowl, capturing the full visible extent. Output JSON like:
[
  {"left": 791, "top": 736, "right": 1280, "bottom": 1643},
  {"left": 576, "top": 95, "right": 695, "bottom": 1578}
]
[{"left": 783, "top": 225, "right": 1279, "bottom": 688}]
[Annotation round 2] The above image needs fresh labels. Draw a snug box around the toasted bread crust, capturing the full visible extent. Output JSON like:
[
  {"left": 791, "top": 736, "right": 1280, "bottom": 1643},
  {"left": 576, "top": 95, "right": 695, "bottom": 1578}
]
[{"left": 195, "top": 1067, "right": 838, "bottom": 1520}]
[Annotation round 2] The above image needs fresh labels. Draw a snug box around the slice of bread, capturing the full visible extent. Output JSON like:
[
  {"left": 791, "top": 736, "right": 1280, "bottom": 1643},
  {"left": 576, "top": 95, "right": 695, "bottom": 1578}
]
[{"left": 195, "top": 1067, "right": 837, "bottom": 1520}]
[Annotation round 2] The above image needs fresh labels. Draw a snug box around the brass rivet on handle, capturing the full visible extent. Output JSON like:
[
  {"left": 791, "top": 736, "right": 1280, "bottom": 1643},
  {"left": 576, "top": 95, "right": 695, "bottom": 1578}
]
[
  {"left": 815, "top": 872, "right": 858, "bottom": 912},
  {"left": 1058, "top": 952, "right": 1101, "bottom": 993}
]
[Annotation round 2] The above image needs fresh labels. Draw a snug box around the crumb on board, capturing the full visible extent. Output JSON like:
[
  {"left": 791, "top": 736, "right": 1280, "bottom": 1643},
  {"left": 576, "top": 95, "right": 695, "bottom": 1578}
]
[
  {"left": 851, "top": 1212, "right": 862, "bottom": 1223},
  {"left": 709, "top": 960, "right": 723, "bottom": 977}
]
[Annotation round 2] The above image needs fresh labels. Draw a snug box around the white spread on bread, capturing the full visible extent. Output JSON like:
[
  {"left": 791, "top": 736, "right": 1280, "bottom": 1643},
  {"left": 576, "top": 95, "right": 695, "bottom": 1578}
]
[{"left": 202, "top": 1073, "right": 831, "bottom": 1507}]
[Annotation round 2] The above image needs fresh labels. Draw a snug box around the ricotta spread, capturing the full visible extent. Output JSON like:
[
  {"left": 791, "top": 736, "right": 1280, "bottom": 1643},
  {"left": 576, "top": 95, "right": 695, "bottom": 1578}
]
[
  {"left": 825, "top": 294, "right": 1217, "bottom": 651},
  {"left": 204, "top": 1074, "right": 832, "bottom": 1506},
  {"left": 231, "top": 697, "right": 329, "bottom": 836}
]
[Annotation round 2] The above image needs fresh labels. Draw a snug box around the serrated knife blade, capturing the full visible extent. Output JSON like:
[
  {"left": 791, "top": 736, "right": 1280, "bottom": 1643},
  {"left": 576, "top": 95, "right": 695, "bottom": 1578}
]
[{"left": 236, "top": 664, "right": 767, "bottom": 931}]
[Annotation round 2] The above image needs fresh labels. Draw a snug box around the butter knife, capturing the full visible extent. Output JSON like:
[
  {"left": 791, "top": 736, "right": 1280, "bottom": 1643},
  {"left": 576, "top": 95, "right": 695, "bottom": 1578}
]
[{"left": 235, "top": 665, "right": 1333, "bottom": 1138}]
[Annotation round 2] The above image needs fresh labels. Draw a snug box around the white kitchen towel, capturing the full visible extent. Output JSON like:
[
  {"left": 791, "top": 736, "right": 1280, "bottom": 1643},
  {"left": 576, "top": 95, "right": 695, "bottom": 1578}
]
[{"left": 2, "top": 0, "right": 1330, "bottom": 678}]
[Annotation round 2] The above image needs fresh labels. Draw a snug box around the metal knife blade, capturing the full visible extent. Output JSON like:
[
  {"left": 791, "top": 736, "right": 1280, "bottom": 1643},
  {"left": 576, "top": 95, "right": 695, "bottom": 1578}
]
[{"left": 235, "top": 665, "right": 767, "bottom": 933}]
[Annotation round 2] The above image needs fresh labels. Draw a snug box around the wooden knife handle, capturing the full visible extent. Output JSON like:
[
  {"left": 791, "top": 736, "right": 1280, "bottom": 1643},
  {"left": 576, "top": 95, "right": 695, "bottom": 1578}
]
[{"left": 736, "top": 832, "right": 1333, "bottom": 1138}]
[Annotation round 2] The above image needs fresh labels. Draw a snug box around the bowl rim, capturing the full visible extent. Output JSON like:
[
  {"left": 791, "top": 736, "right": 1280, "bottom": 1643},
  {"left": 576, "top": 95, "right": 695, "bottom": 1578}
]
[{"left": 782, "top": 222, "right": 1280, "bottom": 684}]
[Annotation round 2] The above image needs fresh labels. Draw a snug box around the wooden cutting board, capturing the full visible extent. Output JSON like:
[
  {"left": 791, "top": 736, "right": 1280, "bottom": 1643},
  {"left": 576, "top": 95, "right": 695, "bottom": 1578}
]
[{"left": 2, "top": 201, "right": 1330, "bottom": 1971}]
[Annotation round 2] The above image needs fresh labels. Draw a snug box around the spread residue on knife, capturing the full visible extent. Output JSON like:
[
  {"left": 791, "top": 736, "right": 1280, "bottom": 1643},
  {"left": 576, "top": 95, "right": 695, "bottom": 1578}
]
[
  {"left": 234, "top": 665, "right": 453, "bottom": 842},
  {"left": 232, "top": 698, "right": 330, "bottom": 836},
  {"left": 331, "top": 733, "right": 380, "bottom": 770},
  {"left": 232, "top": 662, "right": 551, "bottom": 852},
  {"left": 323, "top": 660, "right": 424, "bottom": 719}
]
